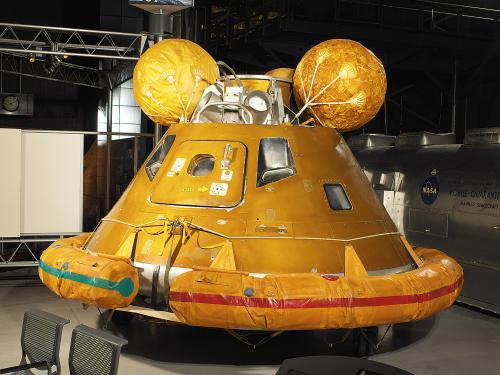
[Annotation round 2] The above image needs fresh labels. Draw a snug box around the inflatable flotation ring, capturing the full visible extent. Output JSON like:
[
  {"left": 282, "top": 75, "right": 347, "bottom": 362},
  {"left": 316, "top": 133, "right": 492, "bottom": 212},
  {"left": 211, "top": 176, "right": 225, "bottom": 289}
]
[
  {"left": 39, "top": 235, "right": 139, "bottom": 309},
  {"left": 169, "top": 246, "right": 462, "bottom": 330}
]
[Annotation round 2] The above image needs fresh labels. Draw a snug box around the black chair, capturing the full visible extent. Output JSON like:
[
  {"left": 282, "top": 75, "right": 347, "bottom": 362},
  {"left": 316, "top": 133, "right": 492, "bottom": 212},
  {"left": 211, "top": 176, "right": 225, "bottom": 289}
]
[
  {"left": 0, "top": 309, "right": 69, "bottom": 375},
  {"left": 276, "top": 356, "right": 414, "bottom": 375},
  {"left": 69, "top": 325, "right": 127, "bottom": 375}
]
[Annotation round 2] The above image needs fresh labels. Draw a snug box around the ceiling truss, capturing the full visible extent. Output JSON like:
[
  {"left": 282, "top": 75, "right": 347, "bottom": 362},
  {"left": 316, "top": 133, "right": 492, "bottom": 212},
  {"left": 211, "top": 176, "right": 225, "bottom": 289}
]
[
  {"left": 0, "top": 23, "right": 148, "bottom": 89},
  {"left": 0, "top": 53, "right": 102, "bottom": 88}
]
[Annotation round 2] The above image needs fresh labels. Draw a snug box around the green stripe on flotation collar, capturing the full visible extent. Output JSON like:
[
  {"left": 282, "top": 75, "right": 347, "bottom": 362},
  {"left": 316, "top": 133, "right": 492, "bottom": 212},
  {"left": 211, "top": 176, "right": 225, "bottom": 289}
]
[{"left": 38, "top": 260, "right": 135, "bottom": 298}]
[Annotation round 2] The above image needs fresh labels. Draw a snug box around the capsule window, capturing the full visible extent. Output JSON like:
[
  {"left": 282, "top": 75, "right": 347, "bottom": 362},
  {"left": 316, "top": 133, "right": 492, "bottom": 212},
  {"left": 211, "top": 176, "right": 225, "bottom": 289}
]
[
  {"left": 145, "top": 135, "right": 175, "bottom": 181},
  {"left": 188, "top": 154, "right": 215, "bottom": 176},
  {"left": 257, "top": 137, "right": 296, "bottom": 187},
  {"left": 324, "top": 184, "right": 352, "bottom": 210}
]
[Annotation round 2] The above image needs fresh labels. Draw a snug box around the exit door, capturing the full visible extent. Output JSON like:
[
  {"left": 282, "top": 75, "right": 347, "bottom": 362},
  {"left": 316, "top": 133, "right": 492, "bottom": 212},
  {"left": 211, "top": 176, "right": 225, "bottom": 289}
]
[{"left": 150, "top": 140, "right": 246, "bottom": 208}]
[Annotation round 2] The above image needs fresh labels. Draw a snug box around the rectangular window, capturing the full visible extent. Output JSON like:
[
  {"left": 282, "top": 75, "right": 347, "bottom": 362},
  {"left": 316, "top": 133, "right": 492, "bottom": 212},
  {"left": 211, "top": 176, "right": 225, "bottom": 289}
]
[
  {"left": 257, "top": 137, "right": 296, "bottom": 187},
  {"left": 145, "top": 135, "right": 175, "bottom": 180},
  {"left": 324, "top": 184, "right": 352, "bottom": 210}
]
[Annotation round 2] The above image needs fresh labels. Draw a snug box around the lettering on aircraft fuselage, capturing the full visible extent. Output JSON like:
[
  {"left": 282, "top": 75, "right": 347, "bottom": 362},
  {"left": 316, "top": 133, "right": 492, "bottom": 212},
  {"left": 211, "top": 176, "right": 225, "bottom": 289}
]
[
  {"left": 449, "top": 189, "right": 500, "bottom": 200},
  {"left": 421, "top": 176, "right": 439, "bottom": 205},
  {"left": 448, "top": 179, "right": 500, "bottom": 211}
]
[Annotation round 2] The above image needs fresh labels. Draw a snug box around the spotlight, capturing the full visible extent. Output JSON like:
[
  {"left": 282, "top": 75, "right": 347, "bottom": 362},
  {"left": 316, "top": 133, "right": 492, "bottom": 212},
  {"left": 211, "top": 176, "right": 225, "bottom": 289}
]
[
  {"left": 28, "top": 53, "right": 36, "bottom": 63},
  {"left": 43, "top": 55, "right": 61, "bottom": 75}
]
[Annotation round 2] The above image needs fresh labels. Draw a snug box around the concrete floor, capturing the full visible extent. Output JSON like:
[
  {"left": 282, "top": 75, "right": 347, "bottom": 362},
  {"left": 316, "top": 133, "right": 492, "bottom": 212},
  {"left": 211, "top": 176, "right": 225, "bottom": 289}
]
[{"left": 1, "top": 277, "right": 499, "bottom": 375}]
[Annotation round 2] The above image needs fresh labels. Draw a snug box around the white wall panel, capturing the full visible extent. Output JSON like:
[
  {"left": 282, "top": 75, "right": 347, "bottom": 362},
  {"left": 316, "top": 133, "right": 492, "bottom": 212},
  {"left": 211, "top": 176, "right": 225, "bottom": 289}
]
[
  {"left": 0, "top": 129, "right": 21, "bottom": 237},
  {"left": 21, "top": 132, "right": 83, "bottom": 234}
]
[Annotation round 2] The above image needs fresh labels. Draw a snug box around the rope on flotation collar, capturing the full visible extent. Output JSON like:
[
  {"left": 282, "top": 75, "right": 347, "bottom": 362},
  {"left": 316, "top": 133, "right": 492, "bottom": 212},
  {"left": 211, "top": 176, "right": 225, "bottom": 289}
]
[
  {"left": 100, "top": 217, "right": 400, "bottom": 243},
  {"left": 99, "top": 217, "right": 417, "bottom": 275},
  {"left": 103, "top": 217, "right": 197, "bottom": 292}
]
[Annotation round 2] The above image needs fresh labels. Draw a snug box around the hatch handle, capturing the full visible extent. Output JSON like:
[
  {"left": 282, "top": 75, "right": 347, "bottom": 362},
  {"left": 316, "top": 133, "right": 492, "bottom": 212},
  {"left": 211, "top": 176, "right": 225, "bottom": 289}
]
[{"left": 221, "top": 144, "right": 233, "bottom": 169}]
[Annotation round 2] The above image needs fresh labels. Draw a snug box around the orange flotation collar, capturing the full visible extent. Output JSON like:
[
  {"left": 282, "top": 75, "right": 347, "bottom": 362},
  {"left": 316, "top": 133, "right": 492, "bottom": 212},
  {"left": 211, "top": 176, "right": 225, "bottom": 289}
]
[{"left": 169, "top": 248, "right": 463, "bottom": 330}]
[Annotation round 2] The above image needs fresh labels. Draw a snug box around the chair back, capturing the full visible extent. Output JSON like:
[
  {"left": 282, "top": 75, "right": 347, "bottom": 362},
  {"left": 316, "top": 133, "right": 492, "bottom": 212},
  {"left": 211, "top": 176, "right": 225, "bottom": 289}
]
[
  {"left": 21, "top": 309, "right": 70, "bottom": 375},
  {"left": 276, "top": 356, "right": 414, "bottom": 375},
  {"left": 69, "top": 325, "right": 127, "bottom": 375}
]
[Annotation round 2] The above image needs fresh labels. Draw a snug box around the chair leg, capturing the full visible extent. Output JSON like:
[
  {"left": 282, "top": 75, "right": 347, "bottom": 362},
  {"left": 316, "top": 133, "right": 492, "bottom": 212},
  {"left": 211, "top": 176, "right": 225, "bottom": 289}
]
[{"left": 0, "top": 361, "right": 48, "bottom": 374}]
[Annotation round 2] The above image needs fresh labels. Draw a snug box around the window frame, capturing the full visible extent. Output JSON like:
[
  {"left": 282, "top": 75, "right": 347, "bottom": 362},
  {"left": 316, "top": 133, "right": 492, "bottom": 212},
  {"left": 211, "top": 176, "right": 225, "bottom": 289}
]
[
  {"left": 323, "top": 183, "right": 353, "bottom": 211},
  {"left": 144, "top": 134, "right": 176, "bottom": 181},
  {"left": 187, "top": 154, "right": 216, "bottom": 177},
  {"left": 149, "top": 139, "right": 248, "bottom": 209},
  {"left": 256, "top": 137, "right": 297, "bottom": 187}
]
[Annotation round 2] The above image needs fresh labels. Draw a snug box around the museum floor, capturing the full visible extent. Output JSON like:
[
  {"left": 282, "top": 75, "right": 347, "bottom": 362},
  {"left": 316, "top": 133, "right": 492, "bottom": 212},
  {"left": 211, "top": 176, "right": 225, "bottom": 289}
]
[{"left": 1, "top": 276, "right": 499, "bottom": 375}]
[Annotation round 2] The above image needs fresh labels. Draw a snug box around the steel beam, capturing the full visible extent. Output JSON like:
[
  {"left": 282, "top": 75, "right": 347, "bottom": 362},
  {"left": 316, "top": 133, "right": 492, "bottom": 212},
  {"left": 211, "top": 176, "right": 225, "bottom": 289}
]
[
  {"left": 463, "top": 21, "right": 500, "bottom": 92},
  {"left": 107, "top": 61, "right": 135, "bottom": 89},
  {"left": 0, "top": 53, "right": 102, "bottom": 88},
  {"left": 0, "top": 23, "right": 146, "bottom": 61},
  {"left": 0, "top": 48, "right": 139, "bottom": 61},
  {"left": 105, "top": 88, "right": 113, "bottom": 213},
  {"left": 451, "top": 58, "right": 457, "bottom": 135},
  {"left": 387, "top": 97, "right": 438, "bottom": 128}
]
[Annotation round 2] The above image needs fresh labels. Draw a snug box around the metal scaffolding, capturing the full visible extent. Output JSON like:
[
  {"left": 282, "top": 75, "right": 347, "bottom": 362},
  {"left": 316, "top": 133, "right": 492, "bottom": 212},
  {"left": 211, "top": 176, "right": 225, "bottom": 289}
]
[
  {"left": 0, "top": 23, "right": 149, "bottom": 88},
  {"left": 0, "top": 53, "right": 102, "bottom": 88},
  {"left": 0, "top": 237, "right": 61, "bottom": 268},
  {"left": 0, "top": 23, "right": 146, "bottom": 61}
]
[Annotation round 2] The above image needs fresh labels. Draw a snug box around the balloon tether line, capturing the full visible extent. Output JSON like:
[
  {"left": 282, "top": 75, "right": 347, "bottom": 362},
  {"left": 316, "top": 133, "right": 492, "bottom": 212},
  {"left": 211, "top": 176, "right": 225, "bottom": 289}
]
[{"left": 293, "top": 61, "right": 358, "bottom": 122}]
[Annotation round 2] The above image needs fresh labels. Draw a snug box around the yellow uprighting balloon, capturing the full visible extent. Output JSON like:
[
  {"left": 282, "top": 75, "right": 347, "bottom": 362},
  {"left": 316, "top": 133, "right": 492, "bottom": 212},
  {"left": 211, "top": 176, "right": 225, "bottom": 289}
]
[
  {"left": 266, "top": 67, "right": 294, "bottom": 80},
  {"left": 293, "top": 39, "right": 386, "bottom": 132},
  {"left": 133, "top": 39, "right": 219, "bottom": 125}
]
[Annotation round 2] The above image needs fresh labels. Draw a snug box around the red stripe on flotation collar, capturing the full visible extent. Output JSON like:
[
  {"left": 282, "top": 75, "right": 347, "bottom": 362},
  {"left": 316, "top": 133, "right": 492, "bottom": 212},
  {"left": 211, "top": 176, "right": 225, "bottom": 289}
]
[{"left": 170, "top": 275, "right": 463, "bottom": 309}]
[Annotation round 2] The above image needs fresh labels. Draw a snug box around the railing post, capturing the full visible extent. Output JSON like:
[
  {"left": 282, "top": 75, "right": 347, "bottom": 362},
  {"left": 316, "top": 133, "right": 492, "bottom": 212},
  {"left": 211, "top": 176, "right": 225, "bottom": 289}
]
[
  {"left": 133, "top": 136, "right": 139, "bottom": 174},
  {"left": 105, "top": 88, "right": 113, "bottom": 213}
]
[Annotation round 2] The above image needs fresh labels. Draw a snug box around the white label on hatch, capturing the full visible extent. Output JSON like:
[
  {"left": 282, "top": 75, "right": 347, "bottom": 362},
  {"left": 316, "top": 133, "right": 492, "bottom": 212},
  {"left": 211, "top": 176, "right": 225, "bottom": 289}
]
[
  {"left": 210, "top": 182, "right": 228, "bottom": 196},
  {"left": 220, "top": 169, "right": 233, "bottom": 181},
  {"left": 171, "top": 158, "right": 186, "bottom": 173}
]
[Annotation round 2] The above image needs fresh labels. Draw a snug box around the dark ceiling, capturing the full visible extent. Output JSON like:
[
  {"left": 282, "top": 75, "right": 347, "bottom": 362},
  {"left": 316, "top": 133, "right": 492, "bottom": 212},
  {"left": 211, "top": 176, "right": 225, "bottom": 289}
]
[
  {"left": 198, "top": 0, "right": 500, "bottom": 140},
  {"left": 2, "top": 0, "right": 500, "bottom": 141}
]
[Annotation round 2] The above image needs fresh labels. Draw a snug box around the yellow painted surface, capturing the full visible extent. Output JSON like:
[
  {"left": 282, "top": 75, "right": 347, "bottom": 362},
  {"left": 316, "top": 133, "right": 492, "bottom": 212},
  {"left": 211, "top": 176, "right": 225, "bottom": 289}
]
[
  {"left": 85, "top": 123, "right": 412, "bottom": 275},
  {"left": 150, "top": 140, "right": 246, "bottom": 207},
  {"left": 39, "top": 122, "right": 463, "bottom": 327}
]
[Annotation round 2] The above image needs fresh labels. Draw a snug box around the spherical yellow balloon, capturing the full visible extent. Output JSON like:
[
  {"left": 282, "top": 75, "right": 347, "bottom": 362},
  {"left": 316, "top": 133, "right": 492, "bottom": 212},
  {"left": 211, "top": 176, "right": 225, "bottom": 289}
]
[
  {"left": 293, "top": 39, "right": 386, "bottom": 132},
  {"left": 265, "top": 67, "right": 295, "bottom": 80},
  {"left": 133, "top": 39, "right": 219, "bottom": 125}
]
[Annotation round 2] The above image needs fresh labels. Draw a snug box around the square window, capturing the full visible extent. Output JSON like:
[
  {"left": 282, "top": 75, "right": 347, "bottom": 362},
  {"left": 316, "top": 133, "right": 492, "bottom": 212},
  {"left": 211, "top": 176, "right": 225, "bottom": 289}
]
[{"left": 324, "top": 184, "right": 352, "bottom": 210}]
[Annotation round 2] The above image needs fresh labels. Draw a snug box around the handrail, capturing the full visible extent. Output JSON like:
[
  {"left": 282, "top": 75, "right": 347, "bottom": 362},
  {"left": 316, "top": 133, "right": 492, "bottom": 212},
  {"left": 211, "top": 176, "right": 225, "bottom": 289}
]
[
  {"left": 0, "top": 22, "right": 146, "bottom": 37},
  {"left": 0, "top": 128, "right": 155, "bottom": 137}
]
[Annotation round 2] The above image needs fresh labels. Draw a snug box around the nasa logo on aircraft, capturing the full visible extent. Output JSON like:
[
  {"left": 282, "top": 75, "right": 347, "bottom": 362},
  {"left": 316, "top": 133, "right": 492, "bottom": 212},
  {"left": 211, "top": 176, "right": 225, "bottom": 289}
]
[{"left": 421, "top": 175, "right": 439, "bottom": 205}]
